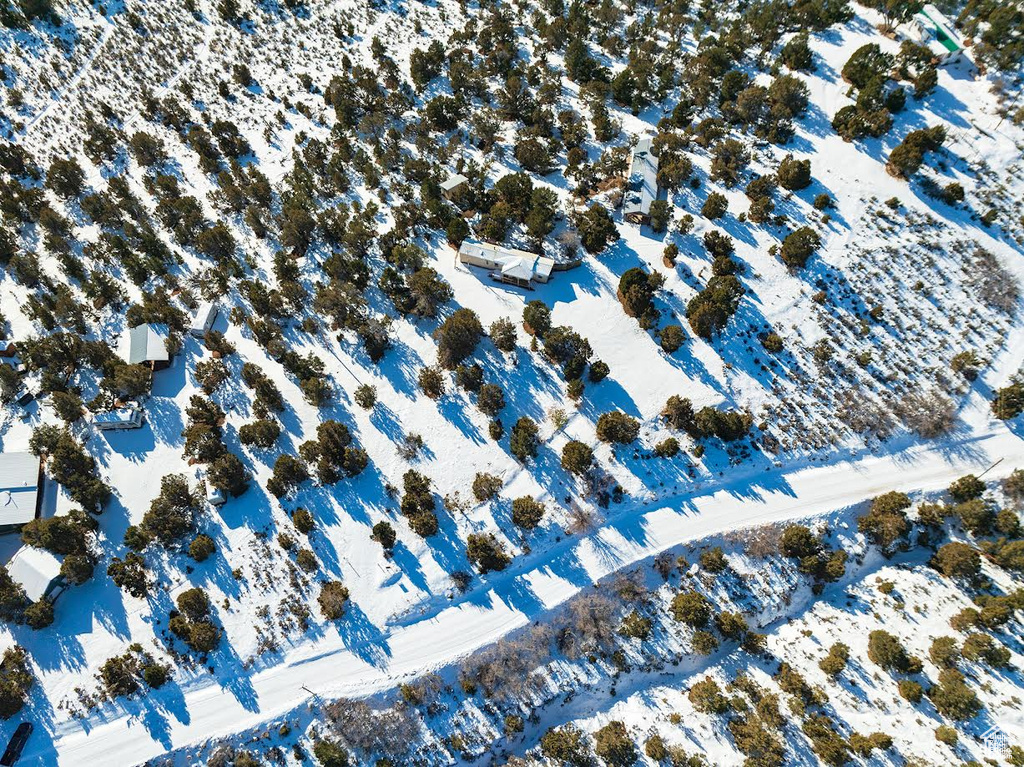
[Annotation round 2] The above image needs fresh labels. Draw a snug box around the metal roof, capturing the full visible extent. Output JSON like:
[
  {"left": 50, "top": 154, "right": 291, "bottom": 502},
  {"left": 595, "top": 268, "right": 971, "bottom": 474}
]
[
  {"left": 921, "top": 5, "right": 963, "bottom": 50},
  {"left": 94, "top": 407, "right": 142, "bottom": 425},
  {"left": 458, "top": 240, "right": 555, "bottom": 283},
  {"left": 0, "top": 453, "right": 39, "bottom": 528},
  {"left": 501, "top": 259, "right": 535, "bottom": 281},
  {"left": 440, "top": 173, "right": 468, "bottom": 192},
  {"left": 127, "top": 324, "right": 169, "bottom": 365},
  {"left": 190, "top": 303, "right": 217, "bottom": 335},
  {"left": 909, "top": 5, "right": 964, "bottom": 56},
  {"left": 7, "top": 546, "right": 61, "bottom": 602},
  {"left": 623, "top": 138, "right": 659, "bottom": 218}
]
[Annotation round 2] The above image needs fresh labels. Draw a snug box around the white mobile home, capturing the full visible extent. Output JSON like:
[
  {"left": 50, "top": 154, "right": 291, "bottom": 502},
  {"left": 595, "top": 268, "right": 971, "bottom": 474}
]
[
  {"left": 458, "top": 240, "right": 555, "bottom": 289},
  {"left": 904, "top": 5, "right": 969, "bottom": 66},
  {"left": 623, "top": 137, "right": 660, "bottom": 224},
  {"left": 189, "top": 302, "right": 218, "bottom": 339},
  {"left": 94, "top": 406, "right": 144, "bottom": 431}
]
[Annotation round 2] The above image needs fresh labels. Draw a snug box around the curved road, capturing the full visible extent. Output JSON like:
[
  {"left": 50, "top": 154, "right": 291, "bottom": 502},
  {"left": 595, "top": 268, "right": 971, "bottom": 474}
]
[{"left": 35, "top": 420, "right": 1024, "bottom": 766}]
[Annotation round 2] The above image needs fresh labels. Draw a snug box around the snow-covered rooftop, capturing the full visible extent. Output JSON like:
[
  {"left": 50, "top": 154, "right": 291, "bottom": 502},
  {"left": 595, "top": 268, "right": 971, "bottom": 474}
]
[
  {"left": 189, "top": 302, "right": 217, "bottom": 338},
  {"left": 458, "top": 240, "right": 555, "bottom": 283},
  {"left": 623, "top": 137, "right": 659, "bottom": 219},
  {"left": 440, "top": 173, "right": 468, "bottom": 192},
  {"left": 7, "top": 546, "right": 62, "bottom": 603},
  {"left": 0, "top": 453, "right": 40, "bottom": 529},
  {"left": 906, "top": 4, "right": 966, "bottom": 58},
  {"left": 127, "top": 324, "right": 169, "bottom": 365},
  {"left": 94, "top": 407, "right": 144, "bottom": 429}
]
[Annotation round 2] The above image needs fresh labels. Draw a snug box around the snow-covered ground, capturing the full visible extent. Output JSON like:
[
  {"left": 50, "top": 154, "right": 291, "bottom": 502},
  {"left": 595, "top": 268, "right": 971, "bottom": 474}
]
[
  {"left": 523, "top": 547, "right": 1024, "bottom": 767},
  {"left": 0, "top": 0, "right": 1020, "bottom": 763},
  {"left": 23, "top": 420, "right": 1024, "bottom": 764}
]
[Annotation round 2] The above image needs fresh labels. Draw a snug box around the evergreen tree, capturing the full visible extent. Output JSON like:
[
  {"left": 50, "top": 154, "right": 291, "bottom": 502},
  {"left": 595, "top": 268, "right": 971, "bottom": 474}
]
[
  {"left": 574, "top": 205, "right": 619, "bottom": 254},
  {"left": 435, "top": 308, "right": 484, "bottom": 369},
  {"left": 510, "top": 417, "right": 540, "bottom": 462},
  {"left": 777, "top": 155, "right": 812, "bottom": 190}
]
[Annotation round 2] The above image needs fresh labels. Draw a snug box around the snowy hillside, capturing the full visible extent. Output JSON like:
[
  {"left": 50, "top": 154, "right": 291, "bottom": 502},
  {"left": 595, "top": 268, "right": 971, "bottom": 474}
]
[{"left": 0, "top": 0, "right": 1019, "bottom": 764}]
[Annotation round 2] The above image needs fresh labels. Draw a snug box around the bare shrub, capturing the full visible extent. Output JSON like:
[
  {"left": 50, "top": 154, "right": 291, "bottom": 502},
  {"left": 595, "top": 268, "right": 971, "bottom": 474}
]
[
  {"left": 726, "top": 524, "right": 781, "bottom": 559},
  {"left": 898, "top": 388, "right": 956, "bottom": 438},
  {"left": 564, "top": 500, "right": 601, "bottom": 535},
  {"left": 556, "top": 229, "right": 581, "bottom": 257},
  {"left": 557, "top": 590, "right": 621, "bottom": 660},
  {"left": 205, "top": 746, "right": 236, "bottom": 767},
  {"left": 459, "top": 626, "right": 552, "bottom": 702},
  {"left": 397, "top": 433, "right": 425, "bottom": 460},
  {"left": 324, "top": 698, "right": 419, "bottom": 758},
  {"left": 400, "top": 672, "right": 443, "bottom": 707},
  {"left": 836, "top": 388, "right": 896, "bottom": 440},
  {"left": 970, "top": 248, "right": 1019, "bottom": 313},
  {"left": 612, "top": 570, "right": 649, "bottom": 604},
  {"left": 443, "top": 491, "right": 470, "bottom": 515},
  {"left": 548, "top": 407, "right": 569, "bottom": 430}
]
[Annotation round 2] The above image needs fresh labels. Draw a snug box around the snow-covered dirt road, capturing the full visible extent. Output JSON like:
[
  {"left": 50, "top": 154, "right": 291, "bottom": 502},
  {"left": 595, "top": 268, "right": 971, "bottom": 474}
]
[{"left": 37, "top": 420, "right": 1024, "bottom": 766}]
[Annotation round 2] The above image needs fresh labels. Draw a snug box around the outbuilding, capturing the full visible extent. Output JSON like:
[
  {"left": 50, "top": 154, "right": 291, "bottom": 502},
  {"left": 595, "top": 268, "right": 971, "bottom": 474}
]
[
  {"left": 126, "top": 324, "right": 170, "bottom": 371},
  {"left": 440, "top": 173, "right": 469, "bottom": 202},
  {"left": 207, "top": 486, "right": 226, "bottom": 508},
  {"left": 6, "top": 547, "right": 63, "bottom": 603},
  {"left": 189, "top": 302, "right": 218, "bottom": 339},
  {"left": 0, "top": 453, "right": 42, "bottom": 534}
]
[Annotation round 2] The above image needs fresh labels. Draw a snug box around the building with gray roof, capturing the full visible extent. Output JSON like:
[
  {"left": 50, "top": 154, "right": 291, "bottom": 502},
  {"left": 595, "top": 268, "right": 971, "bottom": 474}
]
[
  {"left": 126, "top": 324, "right": 170, "bottom": 370},
  {"left": 458, "top": 240, "right": 554, "bottom": 289},
  {"left": 623, "top": 137, "right": 659, "bottom": 224},
  {"left": 7, "top": 546, "right": 64, "bottom": 603},
  {"left": 0, "top": 453, "right": 42, "bottom": 533},
  {"left": 440, "top": 173, "right": 468, "bottom": 197}
]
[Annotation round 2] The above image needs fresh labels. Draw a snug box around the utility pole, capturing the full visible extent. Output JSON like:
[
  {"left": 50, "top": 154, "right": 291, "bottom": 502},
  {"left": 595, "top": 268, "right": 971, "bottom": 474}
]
[
  {"left": 977, "top": 457, "right": 1004, "bottom": 479},
  {"left": 301, "top": 684, "right": 325, "bottom": 703}
]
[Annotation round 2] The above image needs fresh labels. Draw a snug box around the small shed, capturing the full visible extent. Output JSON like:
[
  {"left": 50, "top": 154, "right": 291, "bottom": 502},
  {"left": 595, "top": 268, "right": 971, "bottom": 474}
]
[
  {"left": 0, "top": 453, "right": 42, "bottom": 533},
  {"left": 94, "top": 406, "right": 144, "bottom": 431},
  {"left": 126, "top": 324, "right": 170, "bottom": 371},
  {"left": 440, "top": 173, "right": 469, "bottom": 202},
  {"left": 207, "top": 486, "right": 226, "bottom": 507},
  {"left": 7, "top": 547, "right": 63, "bottom": 603},
  {"left": 189, "top": 302, "right": 218, "bottom": 339},
  {"left": 0, "top": 341, "right": 16, "bottom": 359}
]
